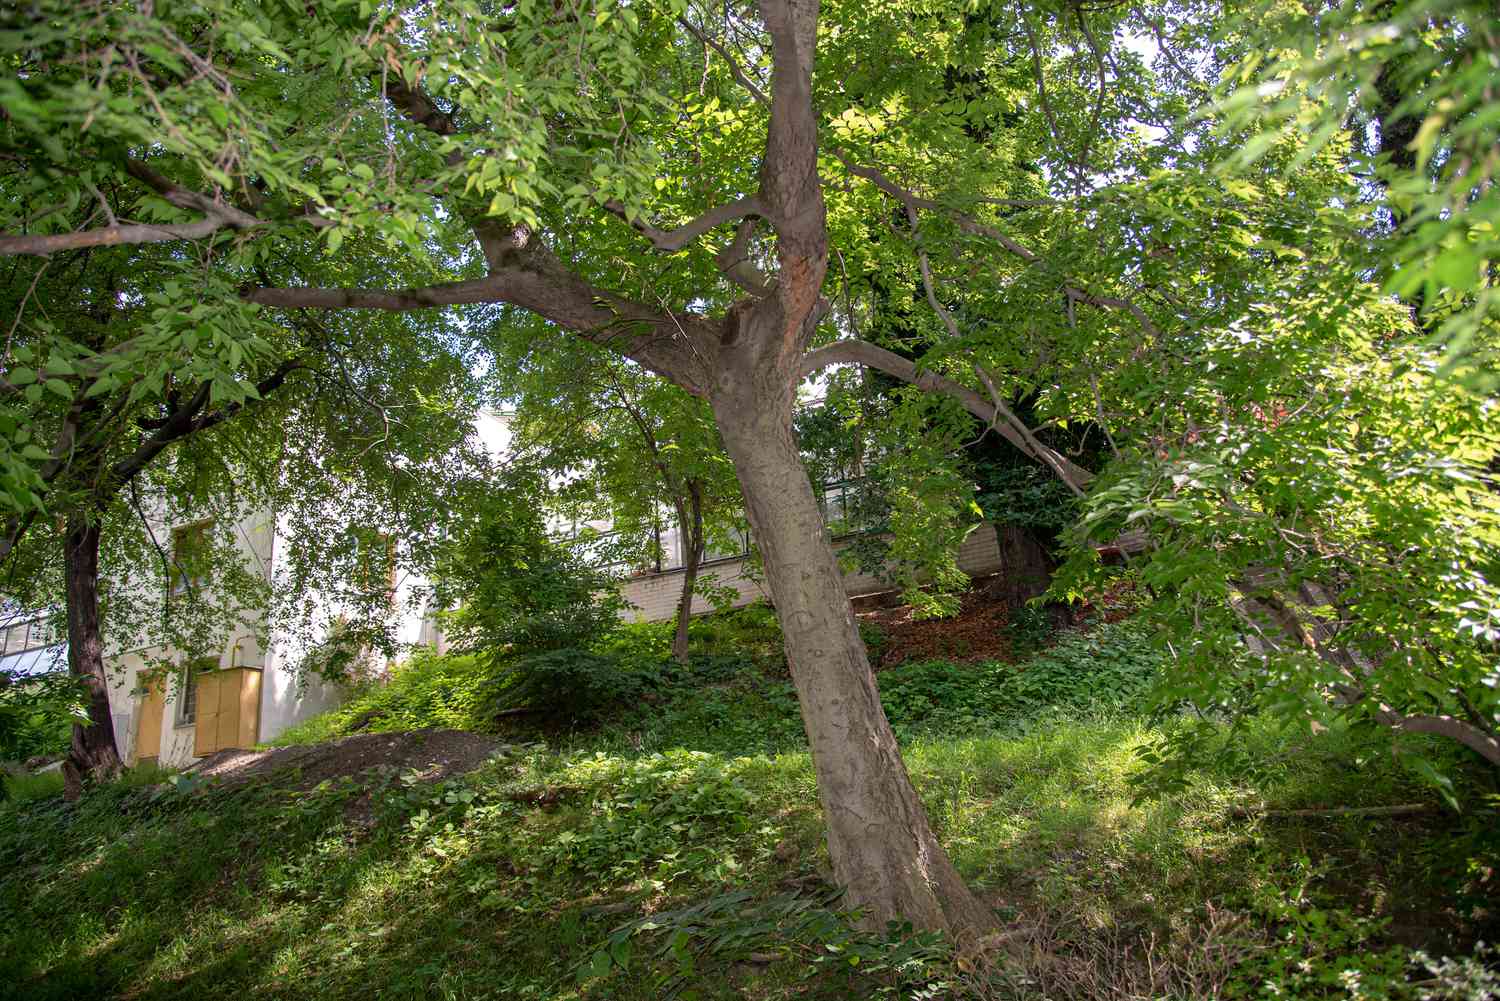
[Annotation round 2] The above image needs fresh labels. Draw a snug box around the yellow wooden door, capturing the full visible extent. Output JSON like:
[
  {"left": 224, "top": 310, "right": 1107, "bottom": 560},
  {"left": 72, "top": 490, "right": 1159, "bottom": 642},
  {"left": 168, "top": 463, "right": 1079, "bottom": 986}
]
[
  {"left": 192, "top": 670, "right": 223, "bottom": 757},
  {"left": 134, "top": 676, "right": 165, "bottom": 765},
  {"left": 191, "top": 668, "right": 263, "bottom": 756},
  {"left": 236, "top": 668, "right": 262, "bottom": 748},
  {"left": 215, "top": 671, "right": 240, "bottom": 751}
]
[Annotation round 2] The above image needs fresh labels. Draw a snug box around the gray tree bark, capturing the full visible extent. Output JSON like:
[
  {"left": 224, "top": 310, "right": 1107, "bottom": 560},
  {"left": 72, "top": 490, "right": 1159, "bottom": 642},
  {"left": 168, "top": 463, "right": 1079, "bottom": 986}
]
[
  {"left": 710, "top": 344, "right": 994, "bottom": 935},
  {"left": 63, "top": 516, "right": 123, "bottom": 794}
]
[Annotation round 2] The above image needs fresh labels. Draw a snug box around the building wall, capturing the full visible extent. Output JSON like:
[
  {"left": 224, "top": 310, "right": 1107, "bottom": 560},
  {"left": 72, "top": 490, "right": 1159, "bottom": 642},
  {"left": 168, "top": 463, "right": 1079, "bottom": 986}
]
[
  {"left": 105, "top": 507, "right": 374, "bottom": 768},
  {"left": 619, "top": 522, "right": 1005, "bottom": 621}
]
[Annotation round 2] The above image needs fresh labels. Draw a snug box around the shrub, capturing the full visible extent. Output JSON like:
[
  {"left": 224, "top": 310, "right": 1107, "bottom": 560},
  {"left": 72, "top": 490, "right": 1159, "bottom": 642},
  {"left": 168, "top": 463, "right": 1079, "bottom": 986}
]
[
  {"left": 0, "top": 671, "right": 84, "bottom": 766},
  {"left": 436, "top": 498, "right": 624, "bottom": 657},
  {"left": 272, "top": 650, "right": 501, "bottom": 744},
  {"left": 490, "top": 648, "right": 650, "bottom": 721}
]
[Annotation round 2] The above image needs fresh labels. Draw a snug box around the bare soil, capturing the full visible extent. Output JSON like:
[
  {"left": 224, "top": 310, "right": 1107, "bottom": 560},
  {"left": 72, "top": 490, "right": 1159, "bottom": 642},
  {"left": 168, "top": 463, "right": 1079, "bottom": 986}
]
[
  {"left": 858, "top": 584, "right": 1022, "bottom": 667},
  {"left": 856, "top": 573, "right": 1141, "bottom": 669},
  {"left": 188, "top": 728, "right": 502, "bottom": 791}
]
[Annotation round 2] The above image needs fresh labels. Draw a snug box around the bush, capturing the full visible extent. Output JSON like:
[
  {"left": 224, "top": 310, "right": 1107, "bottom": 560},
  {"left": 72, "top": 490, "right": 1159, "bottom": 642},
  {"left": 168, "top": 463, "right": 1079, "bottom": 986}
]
[
  {"left": 0, "top": 671, "right": 83, "bottom": 765},
  {"left": 436, "top": 498, "right": 624, "bottom": 657},
  {"left": 272, "top": 650, "right": 501, "bottom": 744},
  {"left": 491, "top": 648, "right": 650, "bottom": 721}
]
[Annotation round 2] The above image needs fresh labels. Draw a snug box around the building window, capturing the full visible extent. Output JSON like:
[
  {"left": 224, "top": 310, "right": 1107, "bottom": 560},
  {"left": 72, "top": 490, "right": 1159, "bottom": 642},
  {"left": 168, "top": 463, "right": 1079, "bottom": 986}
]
[
  {"left": 170, "top": 522, "right": 212, "bottom": 595},
  {"left": 176, "top": 660, "right": 211, "bottom": 725}
]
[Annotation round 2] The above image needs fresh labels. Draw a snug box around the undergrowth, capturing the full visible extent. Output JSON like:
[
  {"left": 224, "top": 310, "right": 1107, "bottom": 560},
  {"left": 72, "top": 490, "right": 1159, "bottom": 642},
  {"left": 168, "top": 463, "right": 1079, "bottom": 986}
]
[
  {"left": 275, "top": 606, "right": 1161, "bottom": 758},
  {"left": 3, "top": 713, "right": 1495, "bottom": 1000},
  {"left": 5, "top": 605, "right": 1496, "bottom": 999}
]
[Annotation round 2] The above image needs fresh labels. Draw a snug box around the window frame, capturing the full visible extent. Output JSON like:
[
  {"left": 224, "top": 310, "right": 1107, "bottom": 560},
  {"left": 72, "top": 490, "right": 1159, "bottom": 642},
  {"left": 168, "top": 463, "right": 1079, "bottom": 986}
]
[{"left": 175, "top": 658, "right": 213, "bottom": 727}]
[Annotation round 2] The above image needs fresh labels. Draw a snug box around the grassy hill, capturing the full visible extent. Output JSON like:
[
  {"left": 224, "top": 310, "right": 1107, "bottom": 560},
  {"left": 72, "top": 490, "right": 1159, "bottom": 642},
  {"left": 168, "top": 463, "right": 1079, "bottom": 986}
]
[{"left": 2, "top": 609, "right": 1495, "bottom": 1000}]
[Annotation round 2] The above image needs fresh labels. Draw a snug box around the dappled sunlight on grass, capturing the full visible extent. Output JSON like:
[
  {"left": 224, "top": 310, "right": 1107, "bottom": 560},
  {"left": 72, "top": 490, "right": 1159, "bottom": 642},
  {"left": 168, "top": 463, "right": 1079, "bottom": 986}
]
[{"left": 4, "top": 610, "right": 1493, "bottom": 1000}]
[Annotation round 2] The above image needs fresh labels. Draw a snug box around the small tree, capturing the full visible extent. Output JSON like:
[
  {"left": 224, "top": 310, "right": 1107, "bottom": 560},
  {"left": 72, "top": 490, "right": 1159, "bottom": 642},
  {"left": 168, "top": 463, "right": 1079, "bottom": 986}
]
[{"left": 492, "top": 334, "right": 741, "bottom": 662}]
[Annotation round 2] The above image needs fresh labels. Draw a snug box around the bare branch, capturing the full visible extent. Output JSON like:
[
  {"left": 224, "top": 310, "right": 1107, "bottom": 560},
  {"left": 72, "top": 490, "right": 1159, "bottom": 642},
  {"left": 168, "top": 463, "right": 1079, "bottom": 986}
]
[
  {"left": 0, "top": 217, "right": 234, "bottom": 256},
  {"left": 678, "top": 16, "right": 770, "bottom": 106},
  {"left": 604, "top": 195, "right": 763, "bottom": 252}
]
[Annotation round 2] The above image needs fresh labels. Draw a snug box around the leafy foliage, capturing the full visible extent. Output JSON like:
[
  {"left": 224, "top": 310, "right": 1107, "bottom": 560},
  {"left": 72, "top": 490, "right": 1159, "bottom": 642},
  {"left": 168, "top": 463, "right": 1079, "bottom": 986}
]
[
  {"left": 0, "top": 672, "right": 82, "bottom": 766},
  {"left": 877, "top": 622, "right": 1162, "bottom": 742},
  {"left": 436, "top": 488, "right": 625, "bottom": 658}
]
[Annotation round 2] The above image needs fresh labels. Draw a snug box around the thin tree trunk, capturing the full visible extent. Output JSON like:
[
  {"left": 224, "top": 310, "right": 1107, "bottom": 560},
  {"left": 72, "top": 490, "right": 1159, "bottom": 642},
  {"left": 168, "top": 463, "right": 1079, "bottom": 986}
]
[
  {"left": 711, "top": 371, "right": 994, "bottom": 937},
  {"left": 63, "top": 515, "right": 122, "bottom": 795},
  {"left": 670, "top": 483, "right": 705, "bottom": 664}
]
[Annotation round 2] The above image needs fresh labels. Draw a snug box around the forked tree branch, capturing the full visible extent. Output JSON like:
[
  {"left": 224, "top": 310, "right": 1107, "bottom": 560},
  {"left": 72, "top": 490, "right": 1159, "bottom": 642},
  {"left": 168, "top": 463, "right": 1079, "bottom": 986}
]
[
  {"left": 678, "top": 16, "right": 771, "bottom": 106},
  {"left": 799, "top": 338, "right": 1095, "bottom": 493},
  {"left": 905, "top": 204, "right": 1087, "bottom": 498},
  {"left": 604, "top": 195, "right": 763, "bottom": 252}
]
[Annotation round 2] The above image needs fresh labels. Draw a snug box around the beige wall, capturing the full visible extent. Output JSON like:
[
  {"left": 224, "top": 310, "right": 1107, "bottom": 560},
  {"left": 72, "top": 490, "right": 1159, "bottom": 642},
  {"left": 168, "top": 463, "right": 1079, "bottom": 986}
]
[{"left": 619, "top": 522, "right": 1005, "bottom": 622}]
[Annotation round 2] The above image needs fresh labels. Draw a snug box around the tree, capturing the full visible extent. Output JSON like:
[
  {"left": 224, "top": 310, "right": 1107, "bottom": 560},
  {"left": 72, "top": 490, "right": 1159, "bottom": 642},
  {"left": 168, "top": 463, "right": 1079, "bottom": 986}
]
[
  {"left": 6, "top": 0, "right": 1494, "bottom": 935},
  {"left": 435, "top": 474, "right": 625, "bottom": 657},
  {"left": 0, "top": 232, "right": 486, "bottom": 788},
  {"left": 491, "top": 334, "right": 742, "bottom": 662}
]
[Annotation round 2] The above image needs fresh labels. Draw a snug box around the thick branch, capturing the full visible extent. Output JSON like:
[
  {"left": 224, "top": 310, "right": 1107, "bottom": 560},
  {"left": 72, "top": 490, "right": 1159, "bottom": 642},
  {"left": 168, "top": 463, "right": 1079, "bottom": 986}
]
[
  {"left": 242, "top": 277, "right": 506, "bottom": 311},
  {"left": 382, "top": 72, "right": 460, "bottom": 136},
  {"left": 246, "top": 246, "right": 716, "bottom": 396},
  {"left": 903, "top": 204, "right": 1085, "bottom": 497},
  {"left": 1369, "top": 705, "right": 1500, "bottom": 767},
  {"left": 800, "top": 339, "right": 1095, "bottom": 493},
  {"left": 108, "top": 358, "right": 306, "bottom": 489}
]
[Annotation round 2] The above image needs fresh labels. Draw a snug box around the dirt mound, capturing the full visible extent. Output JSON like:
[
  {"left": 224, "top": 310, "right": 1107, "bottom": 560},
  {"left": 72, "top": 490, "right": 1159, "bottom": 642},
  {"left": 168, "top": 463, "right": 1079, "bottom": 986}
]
[{"left": 188, "top": 728, "right": 502, "bottom": 791}]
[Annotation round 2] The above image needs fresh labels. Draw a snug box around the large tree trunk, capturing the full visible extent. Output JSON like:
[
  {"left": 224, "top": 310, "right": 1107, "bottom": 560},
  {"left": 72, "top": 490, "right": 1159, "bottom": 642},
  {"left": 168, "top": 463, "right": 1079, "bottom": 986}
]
[
  {"left": 710, "top": 368, "right": 994, "bottom": 937},
  {"left": 670, "top": 483, "right": 705, "bottom": 664},
  {"left": 63, "top": 515, "right": 122, "bottom": 795}
]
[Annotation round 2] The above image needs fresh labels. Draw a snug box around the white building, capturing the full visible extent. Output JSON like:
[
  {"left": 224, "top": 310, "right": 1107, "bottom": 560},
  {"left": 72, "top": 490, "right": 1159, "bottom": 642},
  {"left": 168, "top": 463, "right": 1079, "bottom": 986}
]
[{"left": 3, "top": 409, "right": 1015, "bottom": 770}]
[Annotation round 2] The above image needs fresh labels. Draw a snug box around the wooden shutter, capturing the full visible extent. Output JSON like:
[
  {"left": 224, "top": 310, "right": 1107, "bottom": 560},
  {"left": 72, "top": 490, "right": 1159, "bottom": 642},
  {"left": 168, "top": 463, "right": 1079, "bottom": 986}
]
[
  {"left": 193, "top": 668, "right": 263, "bottom": 756},
  {"left": 134, "top": 676, "right": 165, "bottom": 764}
]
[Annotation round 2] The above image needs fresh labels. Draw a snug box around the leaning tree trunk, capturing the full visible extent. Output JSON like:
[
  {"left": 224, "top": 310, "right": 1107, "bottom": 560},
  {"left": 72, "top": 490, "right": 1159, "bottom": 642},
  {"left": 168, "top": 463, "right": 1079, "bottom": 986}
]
[
  {"left": 63, "top": 515, "right": 122, "bottom": 795},
  {"left": 710, "top": 366, "right": 994, "bottom": 936},
  {"left": 670, "top": 484, "right": 705, "bottom": 664}
]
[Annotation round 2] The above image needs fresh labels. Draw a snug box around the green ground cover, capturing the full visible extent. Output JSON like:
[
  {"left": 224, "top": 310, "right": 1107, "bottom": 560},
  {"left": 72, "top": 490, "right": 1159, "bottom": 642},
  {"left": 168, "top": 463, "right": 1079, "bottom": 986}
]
[{"left": 2, "top": 609, "right": 1494, "bottom": 1000}]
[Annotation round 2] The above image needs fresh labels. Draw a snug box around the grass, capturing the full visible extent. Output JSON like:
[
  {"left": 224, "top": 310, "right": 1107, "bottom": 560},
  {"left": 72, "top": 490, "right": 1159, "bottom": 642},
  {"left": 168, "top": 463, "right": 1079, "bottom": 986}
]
[
  {"left": 2, "top": 609, "right": 1496, "bottom": 1000},
  {"left": 2, "top": 769, "right": 63, "bottom": 804}
]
